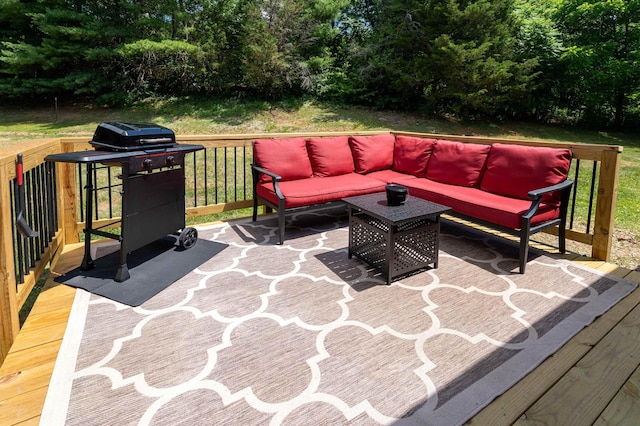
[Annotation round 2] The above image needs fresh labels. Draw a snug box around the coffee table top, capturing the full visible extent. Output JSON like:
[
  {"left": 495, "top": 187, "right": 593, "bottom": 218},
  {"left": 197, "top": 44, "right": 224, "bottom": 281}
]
[{"left": 343, "top": 192, "right": 451, "bottom": 224}]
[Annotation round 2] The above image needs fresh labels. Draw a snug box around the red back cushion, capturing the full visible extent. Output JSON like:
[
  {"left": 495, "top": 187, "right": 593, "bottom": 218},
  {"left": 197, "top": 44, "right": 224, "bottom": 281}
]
[
  {"left": 426, "top": 140, "right": 491, "bottom": 187},
  {"left": 306, "top": 136, "right": 355, "bottom": 177},
  {"left": 393, "top": 135, "right": 437, "bottom": 176},
  {"left": 253, "top": 137, "right": 313, "bottom": 182},
  {"left": 480, "top": 143, "right": 572, "bottom": 200},
  {"left": 349, "top": 134, "right": 395, "bottom": 174}
]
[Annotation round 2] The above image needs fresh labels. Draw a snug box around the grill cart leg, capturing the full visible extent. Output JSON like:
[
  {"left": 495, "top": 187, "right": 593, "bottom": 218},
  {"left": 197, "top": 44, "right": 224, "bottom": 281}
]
[
  {"left": 80, "top": 163, "right": 95, "bottom": 271},
  {"left": 115, "top": 264, "right": 130, "bottom": 282},
  {"left": 115, "top": 239, "right": 130, "bottom": 282}
]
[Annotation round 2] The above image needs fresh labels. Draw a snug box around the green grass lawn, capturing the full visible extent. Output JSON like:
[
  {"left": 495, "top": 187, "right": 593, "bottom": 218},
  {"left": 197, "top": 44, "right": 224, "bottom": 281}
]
[{"left": 2, "top": 97, "right": 638, "bottom": 236}]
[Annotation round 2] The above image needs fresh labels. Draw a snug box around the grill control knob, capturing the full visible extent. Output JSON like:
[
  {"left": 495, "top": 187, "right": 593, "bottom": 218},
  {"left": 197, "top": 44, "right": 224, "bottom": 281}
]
[
  {"left": 142, "top": 158, "right": 153, "bottom": 172},
  {"left": 165, "top": 155, "right": 175, "bottom": 167}
]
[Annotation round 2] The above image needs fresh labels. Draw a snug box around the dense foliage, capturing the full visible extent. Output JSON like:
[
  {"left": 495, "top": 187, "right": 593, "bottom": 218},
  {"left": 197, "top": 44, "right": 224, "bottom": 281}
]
[{"left": 1, "top": 0, "right": 639, "bottom": 128}]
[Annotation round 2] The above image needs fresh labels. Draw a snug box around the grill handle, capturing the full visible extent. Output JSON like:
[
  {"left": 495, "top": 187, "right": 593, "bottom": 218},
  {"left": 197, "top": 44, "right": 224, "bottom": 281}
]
[{"left": 137, "top": 137, "right": 174, "bottom": 144}]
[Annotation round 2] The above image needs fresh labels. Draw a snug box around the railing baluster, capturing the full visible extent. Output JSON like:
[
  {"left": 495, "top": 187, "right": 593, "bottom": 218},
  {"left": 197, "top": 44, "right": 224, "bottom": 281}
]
[
  {"left": 28, "top": 168, "right": 39, "bottom": 257},
  {"left": 570, "top": 159, "right": 580, "bottom": 230},
  {"left": 79, "top": 163, "right": 85, "bottom": 222},
  {"left": 214, "top": 148, "right": 219, "bottom": 204},
  {"left": 234, "top": 147, "right": 237, "bottom": 202},
  {"left": 108, "top": 167, "right": 113, "bottom": 218},
  {"left": 47, "top": 162, "right": 56, "bottom": 240},
  {"left": 38, "top": 165, "right": 46, "bottom": 250},
  {"left": 224, "top": 147, "right": 228, "bottom": 203},
  {"left": 51, "top": 162, "right": 58, "bottom": 236},
  {"left": 587, "top": 161, "right": 598, "bottom": 234},
  {"left": 192, "top": 152, "right": 198, "bottom": 207},
  {"left": 25, "top": 170, "right": 36, "bottom": 267},
  {"left": 36, "top": 165, "right": 45, "bottom": 254},
  {"left": 93, "top": 165, "right": 99, "bottom": 220},
  {"left": 204, "top": 149, "right": 208, "bottom": 206}
]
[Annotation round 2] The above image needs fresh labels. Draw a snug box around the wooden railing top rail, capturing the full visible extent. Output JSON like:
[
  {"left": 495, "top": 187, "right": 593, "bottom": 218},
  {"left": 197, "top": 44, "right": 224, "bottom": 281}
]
[
  {"left": 0, "top": 139, "right": 62, "bottom": 177},
  {"left": 52, "top": 131, "right": 623, "bottom": 160}
]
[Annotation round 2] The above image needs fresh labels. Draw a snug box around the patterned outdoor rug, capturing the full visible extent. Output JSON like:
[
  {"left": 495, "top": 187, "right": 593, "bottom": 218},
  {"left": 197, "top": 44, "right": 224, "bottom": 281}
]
[{"left": 42, "top": 205, "right": 637, "bottom": 425}]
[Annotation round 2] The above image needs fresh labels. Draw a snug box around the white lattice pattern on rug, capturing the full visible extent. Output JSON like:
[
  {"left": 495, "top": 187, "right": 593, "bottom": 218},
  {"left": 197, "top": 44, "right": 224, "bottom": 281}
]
[{"left": 45, "top": 207, "right": 637, "bottom": 426}]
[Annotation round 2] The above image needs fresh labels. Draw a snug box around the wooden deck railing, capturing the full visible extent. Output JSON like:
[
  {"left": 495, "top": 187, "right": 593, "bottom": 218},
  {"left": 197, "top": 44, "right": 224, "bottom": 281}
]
[{"left": 0, "top": 132, "right": 623, "bottom": 365}]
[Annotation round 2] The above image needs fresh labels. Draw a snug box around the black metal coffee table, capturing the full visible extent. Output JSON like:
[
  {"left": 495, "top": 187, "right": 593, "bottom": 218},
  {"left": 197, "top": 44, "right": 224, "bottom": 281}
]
[{"left": 343, "top": 193, "right": 451, "bottom": 284}]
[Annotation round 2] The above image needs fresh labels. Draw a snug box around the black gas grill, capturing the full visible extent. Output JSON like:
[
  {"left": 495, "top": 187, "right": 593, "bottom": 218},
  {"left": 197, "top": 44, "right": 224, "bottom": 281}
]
[{"left": 46, "top": 122, "right": 204, "bottom": 282}]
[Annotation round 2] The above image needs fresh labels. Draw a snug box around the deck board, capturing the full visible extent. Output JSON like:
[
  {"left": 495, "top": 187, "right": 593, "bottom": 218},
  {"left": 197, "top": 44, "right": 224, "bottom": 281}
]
[
  {"left": 15, "top": 418, "right": 40, "bottom": 426},
  {"left": 0, "top": 281, "right": 72, "bottom": 425},
  {"left": 0, "top": 383, "right": 49, "bottom": 425},
  {"left": 10, "top": 311, "right": 71, "bottom": 354},
  {"left": 1, "top": 244, "right": 640, "bottom": 426},
  {"left": 593, "top": 364, "right": 640, "bottom": 426},
  {"left": 514, "top": 299, "right": 640, "bottom": 425}
]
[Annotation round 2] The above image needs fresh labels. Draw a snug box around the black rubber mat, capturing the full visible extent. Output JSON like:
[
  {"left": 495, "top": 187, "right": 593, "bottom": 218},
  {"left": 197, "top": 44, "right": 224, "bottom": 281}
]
[{"left": 55, "top": 235, "right": 227, "bottom": 306}]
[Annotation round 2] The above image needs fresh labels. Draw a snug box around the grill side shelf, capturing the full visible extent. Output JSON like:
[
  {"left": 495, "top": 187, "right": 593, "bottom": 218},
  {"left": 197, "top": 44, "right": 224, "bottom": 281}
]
[{"left": 45, "top": 145, "right": 204, "bottom": 165}]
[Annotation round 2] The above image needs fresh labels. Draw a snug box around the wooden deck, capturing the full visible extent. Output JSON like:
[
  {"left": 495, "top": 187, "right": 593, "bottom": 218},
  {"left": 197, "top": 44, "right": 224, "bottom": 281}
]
[{"left": 1, "top": 241, "right": 639, "bottom": 425}]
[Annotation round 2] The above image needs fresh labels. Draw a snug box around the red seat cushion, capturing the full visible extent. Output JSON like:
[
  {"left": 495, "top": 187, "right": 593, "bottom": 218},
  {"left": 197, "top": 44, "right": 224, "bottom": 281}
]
[
  {"left": 307, "top": 136, "right": 355, "bottom": 177},
  {"left": 426, "top": 140, "right": 491, "bottom": 187},
  {"left": 257, "top": 174, "right": 386, "bottom": 208},
  {"left": 392, "top": 135, "right": 436, "bottom": 176},
  {"left": 349, "top": 134, "right": 395, "bottom": 174},
  {"left": 364, "top": 169, "right": 417, "bottom": 184},
  {"left": 253, "top": 138, "right": 313, "bottom": 183},
  {"left": 404, "top": 179, "right": 560, "bottom": 229},
  {"left": 480, "top": 143, "right": 572, "bottom": 202}
]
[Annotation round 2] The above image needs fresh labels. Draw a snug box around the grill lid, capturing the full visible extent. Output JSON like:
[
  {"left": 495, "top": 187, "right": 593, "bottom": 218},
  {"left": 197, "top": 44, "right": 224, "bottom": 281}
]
[{"left": 90, "top": 122, "right": 176, "bottom": 151}]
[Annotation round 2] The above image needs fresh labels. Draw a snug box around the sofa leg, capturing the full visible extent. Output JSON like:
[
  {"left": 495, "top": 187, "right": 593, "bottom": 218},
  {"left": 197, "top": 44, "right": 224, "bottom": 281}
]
[
  {"left": 519, "top": 237, "right": 529, "bottom": 274},
  {"left": 278, "top": 210, "right": 285, "bottom": 245},
  {"left": 518, "top": 220, "right": 533, "bottom": 274},
  {"left": 277, "top": 199, "right": 286, "bottom": 245},
  {"left": 559, "top": 225, "right": 567, "bottom": 254},
  {"left": 252, "top": 197, "right": 258, "bottom": 222}
]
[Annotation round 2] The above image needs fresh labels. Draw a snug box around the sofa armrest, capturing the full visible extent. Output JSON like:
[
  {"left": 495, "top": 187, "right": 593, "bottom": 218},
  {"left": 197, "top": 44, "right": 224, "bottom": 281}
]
[
  {"left": 523, "top": 179, "right": 574, "bottom": 220},
  {"left": 251, "top": 163, "right": 285, "bottom": 200},
  {"left": 527, "top": 179, "right": 574, "bottom": 200},
  {"left": 252, "top": 164, "right": 282, "bottom": 181}
]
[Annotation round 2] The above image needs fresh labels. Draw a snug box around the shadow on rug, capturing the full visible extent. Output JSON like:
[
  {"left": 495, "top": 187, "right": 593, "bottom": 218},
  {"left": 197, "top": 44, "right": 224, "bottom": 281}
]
[{"left": 54, "top": 235, "right": 228, "bottom": 306}]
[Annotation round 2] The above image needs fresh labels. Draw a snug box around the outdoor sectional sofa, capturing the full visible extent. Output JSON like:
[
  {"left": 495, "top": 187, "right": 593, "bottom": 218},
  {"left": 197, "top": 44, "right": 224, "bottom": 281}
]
[{"left": 251, "top": 133, "right": 574, "bottom": 273}]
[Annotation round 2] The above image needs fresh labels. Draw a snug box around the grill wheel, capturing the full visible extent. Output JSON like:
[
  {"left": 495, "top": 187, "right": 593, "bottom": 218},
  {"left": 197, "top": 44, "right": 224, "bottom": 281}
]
[{"left": 179, "top": 227, "right": 198, "bottom": 249}]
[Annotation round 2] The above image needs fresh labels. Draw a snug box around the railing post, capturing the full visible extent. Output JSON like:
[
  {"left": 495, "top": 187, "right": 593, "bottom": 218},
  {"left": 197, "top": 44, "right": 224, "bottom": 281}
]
[
  {"left": 0, "top": 161, "right": 19, "bottom": 364},
  {"left": 60, "top": 142, "right": 79, "bottom": 244},
  {"left": 592, "top": 148, "right": 622, "bottom": 261}
]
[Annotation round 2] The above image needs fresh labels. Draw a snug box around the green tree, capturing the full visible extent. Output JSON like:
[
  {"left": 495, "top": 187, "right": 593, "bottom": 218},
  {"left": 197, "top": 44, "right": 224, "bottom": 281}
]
[
  {"left": 310, "top": 0, "right": 379, "bottom": 102},
  {"left": 348, "top": 0, "right": 539, "bottom": 115},
  {"left": 554, "top": 0, "right": 640, "bottom": 128},
  {"left": 235, "top": 0, "right": 349, "bottom": 97},
  {"left": 0, "top": 0, "right": 137, "bottom": 99},
  {"left": 511, "top": 0, "right": 564, "bottom": 119},
  {"left": 0, "top": 0, "right": 221, "bottom": 101},
  {"left": 0, "top": 0, "right": 37, "bottom": 44}
]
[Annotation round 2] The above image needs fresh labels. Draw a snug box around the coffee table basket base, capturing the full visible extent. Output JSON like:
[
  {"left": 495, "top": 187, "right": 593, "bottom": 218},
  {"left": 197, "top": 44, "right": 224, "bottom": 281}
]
[{"left": 349, "top": 211, "right": 439, "bottom": 285}]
